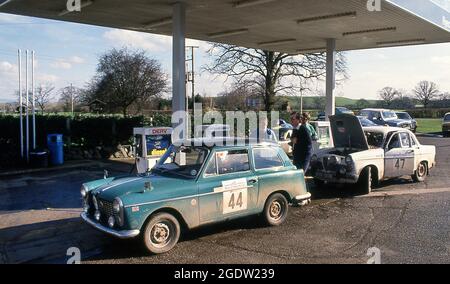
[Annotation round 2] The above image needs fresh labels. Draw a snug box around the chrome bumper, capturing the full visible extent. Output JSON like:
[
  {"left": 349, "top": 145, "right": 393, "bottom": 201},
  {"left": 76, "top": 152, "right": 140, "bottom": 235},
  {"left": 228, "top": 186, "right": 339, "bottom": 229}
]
[
  {"left": 81, "top": 212, "right": 140, "bottom": 239},
  {"left": 293, "top": 193, "right": 312, "bottom": 206}
]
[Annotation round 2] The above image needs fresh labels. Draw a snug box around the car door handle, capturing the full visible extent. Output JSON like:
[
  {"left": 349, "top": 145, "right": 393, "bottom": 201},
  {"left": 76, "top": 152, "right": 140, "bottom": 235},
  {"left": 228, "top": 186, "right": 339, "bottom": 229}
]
[
  {"left": 248, "top": 178, "right": 258, "bottom": 184},
  {"left": 406, "top": 150, "right": 414, "bottom": 154}
]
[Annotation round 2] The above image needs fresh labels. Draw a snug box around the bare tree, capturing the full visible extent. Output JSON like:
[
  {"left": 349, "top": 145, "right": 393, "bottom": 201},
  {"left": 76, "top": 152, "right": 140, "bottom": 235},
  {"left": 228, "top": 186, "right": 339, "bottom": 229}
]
[
  {"left": 86, "top": 48, "right": 168, "bottom": 115},
  {"left": 413, "top": 81, "right": 439, "bottom": 109},
  {"left": 378, "top": 87, "right": 400, "bottom": 107},
  {"left": 205, "top": 44, "right": 347, "bottom": 112},
  {"left": 59, "top": 85, "right": 83, "bottom": 113},
  {"left": 35, "top": 83, "right": 55, "bottom": 114}
]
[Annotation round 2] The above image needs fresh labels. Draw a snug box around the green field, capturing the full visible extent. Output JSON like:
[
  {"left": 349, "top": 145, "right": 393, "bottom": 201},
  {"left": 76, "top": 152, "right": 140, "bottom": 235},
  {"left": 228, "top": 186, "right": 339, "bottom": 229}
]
[{"left": 416, "top": 119, "right": 442, "bottom": 134}]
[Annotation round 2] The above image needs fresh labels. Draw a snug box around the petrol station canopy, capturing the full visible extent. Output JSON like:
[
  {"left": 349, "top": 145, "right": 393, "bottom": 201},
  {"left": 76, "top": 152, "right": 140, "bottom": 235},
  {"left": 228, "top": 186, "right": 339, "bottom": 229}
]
[{"left": 1, "top": 0, "right": 450, "bottom": 53}]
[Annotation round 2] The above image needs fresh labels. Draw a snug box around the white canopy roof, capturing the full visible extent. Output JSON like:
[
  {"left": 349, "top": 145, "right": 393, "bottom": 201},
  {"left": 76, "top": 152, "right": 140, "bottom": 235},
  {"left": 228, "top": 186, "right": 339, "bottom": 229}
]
[{"left": 1, "top": 0, "right": 450, "bottom": 53}]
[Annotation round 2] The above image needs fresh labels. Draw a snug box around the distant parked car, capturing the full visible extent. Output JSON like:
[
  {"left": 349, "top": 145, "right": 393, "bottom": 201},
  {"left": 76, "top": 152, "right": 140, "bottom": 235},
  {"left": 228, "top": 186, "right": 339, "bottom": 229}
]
[
  {"left": 336, "top": 107, "right": 355, "bottom": 115},
  {"left": 396, "top": 112, "right": 418, "bottom": 133},
  {"left": 360, "top": 109, "right": 412, "bottom": 129},
  {"left": 443, "top": 113, "right": 450, "bottom": 137},
  {"left": 357, "top": 116, "right": 378, "bottom": 127},
  {"left": 317, "top": 107, "right": 354, "bottom": 121},
  {"left": 279, "top": 119, "right": 293, "bottom": 129}
]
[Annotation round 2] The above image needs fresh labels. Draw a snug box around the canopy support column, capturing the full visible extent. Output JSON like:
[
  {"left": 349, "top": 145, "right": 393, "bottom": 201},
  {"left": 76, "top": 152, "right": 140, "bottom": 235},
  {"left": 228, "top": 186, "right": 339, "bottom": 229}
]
[
  {"left": 172, "top": 2, "right": 187, "bottom": 137},
  {"left": 325, "top": 38, "right": 336, "bottom": 121}
]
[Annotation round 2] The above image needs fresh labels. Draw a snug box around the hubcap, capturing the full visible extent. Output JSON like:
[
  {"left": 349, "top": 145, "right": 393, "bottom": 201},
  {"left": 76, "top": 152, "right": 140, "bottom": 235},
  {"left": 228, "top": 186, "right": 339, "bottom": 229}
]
[
  {"left": 418, "top": 164, "right": 426, "bottom": 177},
  {"left": 150, "top": 222, "right": 171, "bottom": 247},
  {"left": 269, "top": 201, "right": 283, "bottom": 220}
]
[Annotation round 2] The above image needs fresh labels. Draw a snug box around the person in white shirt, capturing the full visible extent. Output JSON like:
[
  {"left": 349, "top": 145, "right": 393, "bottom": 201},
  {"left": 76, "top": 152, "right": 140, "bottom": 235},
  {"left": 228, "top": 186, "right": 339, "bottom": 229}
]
[{"left": 250, "top": 116, "right": 278, "bottom": 143}]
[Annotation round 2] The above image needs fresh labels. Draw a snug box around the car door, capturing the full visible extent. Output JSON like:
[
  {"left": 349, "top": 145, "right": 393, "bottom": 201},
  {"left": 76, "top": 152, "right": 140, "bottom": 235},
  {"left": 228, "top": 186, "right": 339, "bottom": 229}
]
[
  {"left": 384, "top": 132, "right": 415, "bottom": 178},
  {"left": 252, "top": 146, "right": 286, "bottom": 207},
  {"left": 197, "top": 148, "right": 259, "bottom": 224}
]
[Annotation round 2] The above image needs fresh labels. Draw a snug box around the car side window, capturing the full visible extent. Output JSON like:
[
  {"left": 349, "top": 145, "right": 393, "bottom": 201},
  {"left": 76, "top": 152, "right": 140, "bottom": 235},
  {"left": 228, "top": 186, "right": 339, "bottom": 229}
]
[
  {"left": 253, "top": 147, "right": 284, "bottom": 170},
  {"left": 400, "top": 132, "right": 411, "bottom": 148},
  {"left": 411, "top": 135, "right": 417, "bottom": 147},
  {"left": 204, "top": 154, "right": 217, "bottom": 176},
  {"left": 217, "top": 149, "right": 250, "bottom": 175},
  {"left": 388, "top": 134, "right": 401, "bottom": 150}
]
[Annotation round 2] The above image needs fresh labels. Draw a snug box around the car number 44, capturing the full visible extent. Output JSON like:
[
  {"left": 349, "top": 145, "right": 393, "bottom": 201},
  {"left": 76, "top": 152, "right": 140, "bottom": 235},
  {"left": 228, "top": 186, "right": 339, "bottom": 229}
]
[{"left": 223, "top": 189, "right": 248, "bottom": 214}]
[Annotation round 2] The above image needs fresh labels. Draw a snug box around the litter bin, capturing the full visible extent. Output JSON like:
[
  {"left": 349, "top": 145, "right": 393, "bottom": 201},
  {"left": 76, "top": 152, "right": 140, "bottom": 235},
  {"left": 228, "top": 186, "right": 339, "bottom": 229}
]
[
  {"left": 30, "top": 150, "right": 49, "bottom": 168},
  {"left": 47, "top": 134, "right": 64, "bottom": 166}
]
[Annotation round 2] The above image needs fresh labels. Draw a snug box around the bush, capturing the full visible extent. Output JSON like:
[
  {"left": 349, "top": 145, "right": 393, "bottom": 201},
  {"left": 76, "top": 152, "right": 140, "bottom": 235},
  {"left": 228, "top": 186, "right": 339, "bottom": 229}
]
[
  {"left": 404, "top": 108, "right": 450, "bottom": 119},
  {"left": 0, "top": 113, "right": 154, "bottom": 168}
]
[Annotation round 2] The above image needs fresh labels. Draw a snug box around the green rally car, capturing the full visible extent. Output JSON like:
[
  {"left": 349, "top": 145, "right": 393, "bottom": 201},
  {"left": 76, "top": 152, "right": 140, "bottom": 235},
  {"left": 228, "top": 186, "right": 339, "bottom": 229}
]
[{"left": 80, "top": 138, "right": 311, "bottom": 254}]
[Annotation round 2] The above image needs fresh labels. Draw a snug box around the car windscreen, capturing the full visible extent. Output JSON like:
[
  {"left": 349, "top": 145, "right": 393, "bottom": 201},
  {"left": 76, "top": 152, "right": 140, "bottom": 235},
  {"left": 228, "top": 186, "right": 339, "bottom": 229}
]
[
  {"left": 154, "top": 146, "right": 209, "bottom": 178},
  {"left": 364, "top": 131, "right": 384, "bottom": 148},
  {"left": 396, "top": 113, "right": 411, "bottom": 120},
  {"left": 382, "top": 111, "right": 397, "bottom": 120}
]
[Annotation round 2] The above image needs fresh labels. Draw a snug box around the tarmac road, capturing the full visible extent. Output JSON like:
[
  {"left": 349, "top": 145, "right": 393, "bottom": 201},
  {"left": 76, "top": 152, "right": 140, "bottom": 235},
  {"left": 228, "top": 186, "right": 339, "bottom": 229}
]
[{"left": 0, "top": 137, "right": 449, "bottom": 264}]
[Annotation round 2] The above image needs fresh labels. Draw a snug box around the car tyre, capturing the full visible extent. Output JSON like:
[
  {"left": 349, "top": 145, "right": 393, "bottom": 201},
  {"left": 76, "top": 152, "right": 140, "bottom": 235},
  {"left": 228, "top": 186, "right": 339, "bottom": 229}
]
[
  {"left": 262, "top": 193, "right": 289, "bottom": 226},
  {"left": 357, "top": 167, "right": 372, "bottom": 195},
  {"left": 412, "top": 161, "right": 428, "bottom": 183},
  {"left": 142, "top": 213, "right": 180, "bottom": 254}
]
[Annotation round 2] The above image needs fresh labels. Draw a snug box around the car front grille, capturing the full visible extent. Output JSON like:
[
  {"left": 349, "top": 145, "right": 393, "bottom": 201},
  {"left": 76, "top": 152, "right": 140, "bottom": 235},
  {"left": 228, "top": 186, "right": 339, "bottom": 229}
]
[{"left": 98, "top": 199, "right": 115, "bottom": 222}]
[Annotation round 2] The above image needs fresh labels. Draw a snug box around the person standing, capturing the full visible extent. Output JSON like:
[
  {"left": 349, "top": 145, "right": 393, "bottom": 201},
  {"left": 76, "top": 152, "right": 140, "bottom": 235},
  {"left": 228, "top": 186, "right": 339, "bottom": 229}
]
[
  {"left": 290, "top": 112, "right": 313, "bottom": 173},
  {"left": 250, "top": 116, "right": 278, "bottom": 143}
]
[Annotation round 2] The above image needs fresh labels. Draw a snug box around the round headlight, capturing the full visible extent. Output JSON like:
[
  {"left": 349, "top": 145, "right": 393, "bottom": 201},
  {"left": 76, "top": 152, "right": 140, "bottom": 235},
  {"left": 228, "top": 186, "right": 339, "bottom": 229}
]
[
  {"left": 108, "top": 216, "right": 115, "bottom": 228},
  {"left": 94, "top": 211, "right": 101, "bottom": 221},
  {"left": 113, "top": 198, "right": 123, "bottom": 214},
  {"left": 80, "top": 185, "right": 87, "bottom": 198},
  {"left": 92, "top": 196, "right": 99, "bottom": 210}
]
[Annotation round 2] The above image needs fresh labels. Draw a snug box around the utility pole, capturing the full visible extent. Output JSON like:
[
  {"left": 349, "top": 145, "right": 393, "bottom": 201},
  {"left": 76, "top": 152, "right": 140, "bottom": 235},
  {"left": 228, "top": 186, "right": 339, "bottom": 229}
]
[
  {"left": 70, "top": 83, "right": 74, "bottom": 116},
  {"left": 186, "top": 46, "right": 199, "bottom": 108}
]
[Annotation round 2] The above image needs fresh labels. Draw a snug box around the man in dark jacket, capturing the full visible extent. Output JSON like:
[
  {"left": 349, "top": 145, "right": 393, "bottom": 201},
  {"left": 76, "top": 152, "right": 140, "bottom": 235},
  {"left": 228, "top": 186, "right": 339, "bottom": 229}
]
[{"left": 290, "top": 112, "right": 313, "bottom": 173}]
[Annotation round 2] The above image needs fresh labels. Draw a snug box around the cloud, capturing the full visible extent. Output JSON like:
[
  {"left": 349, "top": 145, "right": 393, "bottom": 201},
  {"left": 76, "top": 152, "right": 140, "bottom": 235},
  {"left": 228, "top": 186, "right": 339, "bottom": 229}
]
[
  {"left": 37, "top": 74, "right": 59, "bottom": 82},
  {"left": 103, "top": 29, "right": 172, "bottom": 52},
  {"left": 103, "top": 29, "right": 211, "bottom": 53},
  {"left": 51, "top": 60, "right": 72, "bottom": 70},
  {"left": 70, "top": 56, "right": 85, "bottom": 64},
  {"left": 50, "top": 56, "right": 85, "bottom": 69}
]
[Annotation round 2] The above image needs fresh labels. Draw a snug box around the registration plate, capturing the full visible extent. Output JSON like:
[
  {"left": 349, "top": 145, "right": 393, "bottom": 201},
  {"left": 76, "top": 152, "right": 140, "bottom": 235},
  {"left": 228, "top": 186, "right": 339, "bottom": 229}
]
[
  {"left": 150, "top": 149, "right": 166, "bottom": 156},
  {"left": 317, "top": 171, "right": 333, "bottom": 180}
]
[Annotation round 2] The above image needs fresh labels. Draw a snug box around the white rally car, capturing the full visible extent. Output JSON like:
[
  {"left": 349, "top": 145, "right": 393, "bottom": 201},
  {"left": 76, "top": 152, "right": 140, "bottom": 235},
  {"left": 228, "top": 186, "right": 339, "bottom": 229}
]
[{"left": 310, "top": 114, "right": 436, "bottom": 194}]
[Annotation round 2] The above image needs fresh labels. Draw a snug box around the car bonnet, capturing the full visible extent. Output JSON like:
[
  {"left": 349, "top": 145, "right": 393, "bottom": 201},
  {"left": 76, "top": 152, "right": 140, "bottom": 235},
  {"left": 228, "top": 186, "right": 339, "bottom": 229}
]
[{"left": 330, "top": 114, "right": 369, "bottom": 150}]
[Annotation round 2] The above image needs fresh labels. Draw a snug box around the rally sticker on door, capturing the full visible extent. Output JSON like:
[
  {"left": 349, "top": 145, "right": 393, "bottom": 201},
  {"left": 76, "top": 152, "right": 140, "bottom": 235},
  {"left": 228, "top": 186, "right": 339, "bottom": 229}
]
[{"left": 222, "top": 178, "right": 248, "bottom": 214}]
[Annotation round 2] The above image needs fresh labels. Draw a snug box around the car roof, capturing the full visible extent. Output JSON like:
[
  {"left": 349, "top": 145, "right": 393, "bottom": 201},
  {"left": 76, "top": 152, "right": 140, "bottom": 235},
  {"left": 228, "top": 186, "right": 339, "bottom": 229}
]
[
  {"left": 173, "top": 137, "right": 279, "bottom": 148},
  {"left": 361, "top": 108, "right": 393, "bottom": 112},
  {"left": 362, "top": 126, "right": 411, "bottom": 134}
]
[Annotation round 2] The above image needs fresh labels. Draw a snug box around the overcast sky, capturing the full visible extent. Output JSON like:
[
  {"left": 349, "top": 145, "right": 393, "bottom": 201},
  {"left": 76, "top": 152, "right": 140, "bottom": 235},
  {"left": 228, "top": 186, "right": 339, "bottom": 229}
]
[{"left": 1, "top": 12, "right": 450, "bottom": 103}]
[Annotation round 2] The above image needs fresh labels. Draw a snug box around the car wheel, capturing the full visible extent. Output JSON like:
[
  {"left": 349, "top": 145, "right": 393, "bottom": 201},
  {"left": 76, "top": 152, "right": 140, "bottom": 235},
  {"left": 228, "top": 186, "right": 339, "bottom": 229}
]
[
  {"left": 357, "top": 167, "right": 372, "bottom": 195},
  {"left": 412, "top": 161, "right": 428, "bottom": 183},
  {"left": 262, "top": 193, "right": 289, "bottom": 226},
  {"left": 142, "top": 213, "right": 180, "bottom": 254}
]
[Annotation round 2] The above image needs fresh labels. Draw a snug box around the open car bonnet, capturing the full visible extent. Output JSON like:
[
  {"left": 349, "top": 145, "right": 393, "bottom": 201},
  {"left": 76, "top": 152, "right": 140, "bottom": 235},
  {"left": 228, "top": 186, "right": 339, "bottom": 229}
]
[{"left": 329, "top": 114, "right": 369, "bottom": 151}]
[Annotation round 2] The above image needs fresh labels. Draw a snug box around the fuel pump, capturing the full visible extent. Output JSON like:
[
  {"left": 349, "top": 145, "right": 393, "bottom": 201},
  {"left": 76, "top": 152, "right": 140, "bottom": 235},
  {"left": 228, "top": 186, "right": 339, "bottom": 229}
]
[{"left": 133, "top": 127, "right": 173, "bottom": 174}]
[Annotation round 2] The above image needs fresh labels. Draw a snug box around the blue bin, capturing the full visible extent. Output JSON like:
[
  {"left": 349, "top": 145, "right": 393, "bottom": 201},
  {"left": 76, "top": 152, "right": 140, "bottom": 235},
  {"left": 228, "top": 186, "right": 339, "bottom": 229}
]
[{"left": 47, "top": 134, "right": 64, "bottom": 166}]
